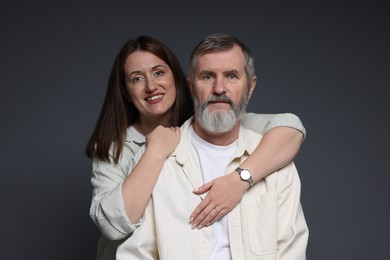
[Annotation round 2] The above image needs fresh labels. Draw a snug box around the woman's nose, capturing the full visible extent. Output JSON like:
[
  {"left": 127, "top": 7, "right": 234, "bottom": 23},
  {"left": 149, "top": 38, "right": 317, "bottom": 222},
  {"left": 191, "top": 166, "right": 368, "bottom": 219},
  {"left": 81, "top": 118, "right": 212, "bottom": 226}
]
[{"left": 145, "top": 77, "right": 158, "bottom": 92}]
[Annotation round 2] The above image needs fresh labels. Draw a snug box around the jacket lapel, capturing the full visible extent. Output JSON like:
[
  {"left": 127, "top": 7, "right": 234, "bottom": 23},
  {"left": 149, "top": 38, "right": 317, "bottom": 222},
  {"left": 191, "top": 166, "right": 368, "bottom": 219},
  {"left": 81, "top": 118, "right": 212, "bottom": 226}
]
[{"left": 173, "top": 118, "right": 207, "bottom": 200}]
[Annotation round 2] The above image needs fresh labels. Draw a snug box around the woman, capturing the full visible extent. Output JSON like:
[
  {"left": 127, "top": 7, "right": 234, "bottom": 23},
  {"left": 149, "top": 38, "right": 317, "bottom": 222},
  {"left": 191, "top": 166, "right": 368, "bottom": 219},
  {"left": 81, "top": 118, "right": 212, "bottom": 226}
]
[{"left": 86, "top": 35, "right": 306, "bottom": 259}]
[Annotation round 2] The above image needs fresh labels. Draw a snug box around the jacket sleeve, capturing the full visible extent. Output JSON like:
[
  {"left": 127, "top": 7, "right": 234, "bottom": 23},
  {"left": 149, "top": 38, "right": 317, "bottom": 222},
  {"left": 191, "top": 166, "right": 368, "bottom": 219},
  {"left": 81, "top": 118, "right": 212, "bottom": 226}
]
[
  {"left": 276, "top": 163, "right": 309, "bottom": 259},
  {"left": 241, "top": 113, "right": 306, "bottom": 139},
  {"left": 89, "top": 145, "right": 142, "bottom": 240}
]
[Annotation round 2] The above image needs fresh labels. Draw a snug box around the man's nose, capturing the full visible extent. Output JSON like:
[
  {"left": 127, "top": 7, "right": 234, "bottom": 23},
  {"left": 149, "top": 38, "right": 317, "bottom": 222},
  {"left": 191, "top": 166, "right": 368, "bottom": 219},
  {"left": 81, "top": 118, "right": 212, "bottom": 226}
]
[{"left": 213, "top": 77, "right": 226, "bottom": 95}]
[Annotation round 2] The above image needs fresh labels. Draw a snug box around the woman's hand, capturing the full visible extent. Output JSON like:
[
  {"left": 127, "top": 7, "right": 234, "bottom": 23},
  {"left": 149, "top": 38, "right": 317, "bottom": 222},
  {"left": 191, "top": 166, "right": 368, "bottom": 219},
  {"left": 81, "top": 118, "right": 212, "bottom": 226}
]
[
  {"left": 122, "top": 125, "right": 180, "bottom": 225},
  {"left": 145, "top": 126, "right": 181, "bottom": 159},
  {"left": 189, "top": 172, "right": 248, "bottom": 229}
]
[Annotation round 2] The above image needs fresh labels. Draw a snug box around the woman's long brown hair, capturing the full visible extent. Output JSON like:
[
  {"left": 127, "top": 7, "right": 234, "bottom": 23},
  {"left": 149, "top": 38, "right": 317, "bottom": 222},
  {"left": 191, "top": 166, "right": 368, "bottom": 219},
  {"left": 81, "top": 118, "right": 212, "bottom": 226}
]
[{"left": 85, "top": 36, "right": 194, "bottom": 163}]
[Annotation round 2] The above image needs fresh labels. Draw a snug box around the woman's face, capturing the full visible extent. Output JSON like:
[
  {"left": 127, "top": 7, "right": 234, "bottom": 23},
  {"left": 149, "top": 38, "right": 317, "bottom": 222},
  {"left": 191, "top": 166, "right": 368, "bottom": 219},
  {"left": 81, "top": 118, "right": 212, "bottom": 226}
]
[{"left": 124, "top": 51, "right": 177, "bottom": 122}]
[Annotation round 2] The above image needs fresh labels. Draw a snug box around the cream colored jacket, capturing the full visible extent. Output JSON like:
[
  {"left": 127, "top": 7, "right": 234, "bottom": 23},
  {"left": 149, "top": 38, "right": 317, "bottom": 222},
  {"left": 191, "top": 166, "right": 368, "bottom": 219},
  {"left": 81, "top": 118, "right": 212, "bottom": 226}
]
[
  {"left": 89, "top": 113, "right": 306, "bottom": 260},
  {"left": 116, "top": 118, "right": 309, "bottom": 260}
]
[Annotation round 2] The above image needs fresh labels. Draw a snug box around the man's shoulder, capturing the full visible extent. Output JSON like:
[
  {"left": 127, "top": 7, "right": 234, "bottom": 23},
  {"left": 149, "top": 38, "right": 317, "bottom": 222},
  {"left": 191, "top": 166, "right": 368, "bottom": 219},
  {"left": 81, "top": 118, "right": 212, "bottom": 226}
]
[{"left": 239, "top": 124, "right": 263, "bottom": 137}]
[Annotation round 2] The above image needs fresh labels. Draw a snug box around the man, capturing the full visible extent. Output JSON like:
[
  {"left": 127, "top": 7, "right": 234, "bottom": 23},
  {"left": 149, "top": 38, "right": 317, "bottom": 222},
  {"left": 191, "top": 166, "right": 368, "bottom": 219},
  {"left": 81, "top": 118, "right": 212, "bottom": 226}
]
[{"left": 117, "top": 33, "right": 309, "bottom": 259}]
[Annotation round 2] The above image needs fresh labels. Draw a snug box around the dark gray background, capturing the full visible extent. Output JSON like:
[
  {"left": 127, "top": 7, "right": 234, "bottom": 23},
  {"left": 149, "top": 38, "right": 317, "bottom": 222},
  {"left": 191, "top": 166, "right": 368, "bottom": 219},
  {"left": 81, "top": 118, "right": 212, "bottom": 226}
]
[{"left": 1, "top": 1, "right": 389, "bottom": 259}]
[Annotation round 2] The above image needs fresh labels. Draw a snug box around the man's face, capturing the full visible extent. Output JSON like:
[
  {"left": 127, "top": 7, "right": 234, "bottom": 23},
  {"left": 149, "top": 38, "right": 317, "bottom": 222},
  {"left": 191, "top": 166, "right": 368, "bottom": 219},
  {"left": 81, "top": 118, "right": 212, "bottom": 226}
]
[{"left": 190, "top": 45, "right": 256, "bottom": 134}]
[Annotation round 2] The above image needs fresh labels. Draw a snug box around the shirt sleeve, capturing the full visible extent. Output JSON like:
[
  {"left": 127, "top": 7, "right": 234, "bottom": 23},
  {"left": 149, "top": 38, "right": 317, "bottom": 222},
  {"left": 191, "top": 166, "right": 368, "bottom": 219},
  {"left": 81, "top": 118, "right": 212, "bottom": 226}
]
[
  {"left": 241, "top": 113, "right": 306, "bottom": 139},
  {"left": 89, "top": 143, "right": 142, "bottom": 240}
]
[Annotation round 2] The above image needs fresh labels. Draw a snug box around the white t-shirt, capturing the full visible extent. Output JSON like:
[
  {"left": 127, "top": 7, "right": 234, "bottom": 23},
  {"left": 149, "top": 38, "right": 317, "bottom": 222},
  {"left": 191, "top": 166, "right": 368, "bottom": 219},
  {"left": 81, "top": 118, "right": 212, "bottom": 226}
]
[{"left": 189, "top": 126, "right": 237, "bottom": 260}]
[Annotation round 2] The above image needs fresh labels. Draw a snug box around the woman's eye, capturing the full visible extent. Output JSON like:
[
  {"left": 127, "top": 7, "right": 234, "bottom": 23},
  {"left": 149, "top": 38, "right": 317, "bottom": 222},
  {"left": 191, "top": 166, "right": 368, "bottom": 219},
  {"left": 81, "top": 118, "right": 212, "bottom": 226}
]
[
  {"left": 132, "top": 76, "right": 142, "bottom": 83},
  {"left": 154, "top": 70, "right": 164, "bottom": 77}
]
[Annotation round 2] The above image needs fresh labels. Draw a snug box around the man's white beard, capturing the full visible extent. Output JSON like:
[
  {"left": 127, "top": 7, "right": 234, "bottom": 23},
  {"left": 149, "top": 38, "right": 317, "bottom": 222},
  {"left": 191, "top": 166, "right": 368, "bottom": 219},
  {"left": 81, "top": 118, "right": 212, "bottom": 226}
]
[
  {"left": 198, "top": 108, "right": 237, "bottom": 134},
  {"left": 194, "top": 94, "right": 248, "bottom": 134}
]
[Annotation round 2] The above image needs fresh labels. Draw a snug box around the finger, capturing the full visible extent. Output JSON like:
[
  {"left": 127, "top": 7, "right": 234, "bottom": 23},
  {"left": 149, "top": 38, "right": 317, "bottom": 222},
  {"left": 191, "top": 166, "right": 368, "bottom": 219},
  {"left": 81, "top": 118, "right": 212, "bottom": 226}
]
[
  {"left": 189, "top": 197, "right": 210, "bottom": 224},
  {"left": 191, "top": 203, "right": 216, "bottom": 229},
  {"left": 193, "top": 181, "right": 213, "bottom": 194},
  {"left": 206, "top": 208, "right": 227, "bottom": 227},
  {"left": 197, "top": 206, "right": 222, "bottom": 229}
]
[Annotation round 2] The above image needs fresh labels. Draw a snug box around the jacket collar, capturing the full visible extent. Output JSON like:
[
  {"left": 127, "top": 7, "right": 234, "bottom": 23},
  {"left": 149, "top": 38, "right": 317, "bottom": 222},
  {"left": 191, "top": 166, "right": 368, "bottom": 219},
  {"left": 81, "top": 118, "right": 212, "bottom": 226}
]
[{"left": 172, "top": 117, "right": 260, "bottom": 196}]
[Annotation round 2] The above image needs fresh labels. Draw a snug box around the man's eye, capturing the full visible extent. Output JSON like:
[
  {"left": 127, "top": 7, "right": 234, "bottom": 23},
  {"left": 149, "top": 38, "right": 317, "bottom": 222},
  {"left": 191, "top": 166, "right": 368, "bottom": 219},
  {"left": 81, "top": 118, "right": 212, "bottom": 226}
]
[
  {"left": 227, "top": 73, "right": 237, "bottom": 79},
  {"left": 202, "top": 74, "right": 212, "bottom": 80}
]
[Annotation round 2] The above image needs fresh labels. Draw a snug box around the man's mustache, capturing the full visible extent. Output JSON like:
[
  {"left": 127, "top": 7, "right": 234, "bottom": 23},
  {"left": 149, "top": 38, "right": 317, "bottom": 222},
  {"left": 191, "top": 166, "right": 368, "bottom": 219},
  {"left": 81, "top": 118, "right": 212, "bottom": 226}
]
[{"left": 207, "top": 95, "right": 233, "bottom": 106}]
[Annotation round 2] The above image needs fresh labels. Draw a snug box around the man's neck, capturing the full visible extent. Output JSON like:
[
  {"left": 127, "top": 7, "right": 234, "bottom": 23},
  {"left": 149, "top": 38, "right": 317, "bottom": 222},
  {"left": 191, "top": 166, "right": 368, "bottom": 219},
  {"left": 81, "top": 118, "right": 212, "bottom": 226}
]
[{"left": 192, "top": 120, "right": 240, "bottom": 146}]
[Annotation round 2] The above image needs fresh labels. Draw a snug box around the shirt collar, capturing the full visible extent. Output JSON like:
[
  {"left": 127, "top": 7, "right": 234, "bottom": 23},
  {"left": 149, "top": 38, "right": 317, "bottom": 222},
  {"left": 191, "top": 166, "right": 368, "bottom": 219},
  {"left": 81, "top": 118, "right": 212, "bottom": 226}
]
[
  {"left": 125, "top": 126, "right": 146, "bottom": 145},
  {"left": 174, "top": 117, "right": 259, "bottom": 164}
]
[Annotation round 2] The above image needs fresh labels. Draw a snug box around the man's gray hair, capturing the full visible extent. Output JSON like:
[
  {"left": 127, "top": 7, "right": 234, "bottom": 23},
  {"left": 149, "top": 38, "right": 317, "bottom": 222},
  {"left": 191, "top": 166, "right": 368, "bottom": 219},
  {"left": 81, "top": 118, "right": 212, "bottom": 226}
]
[{"left": 188, "top": 33, "right": 256, "bottom": 87}]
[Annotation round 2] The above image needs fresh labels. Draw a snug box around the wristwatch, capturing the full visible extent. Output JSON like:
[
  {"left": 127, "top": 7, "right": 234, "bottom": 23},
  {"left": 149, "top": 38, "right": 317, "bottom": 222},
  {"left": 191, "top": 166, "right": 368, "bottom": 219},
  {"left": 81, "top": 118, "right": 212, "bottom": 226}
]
[{"left": 235, "top": 167, "right": 254, "bottom": 187}]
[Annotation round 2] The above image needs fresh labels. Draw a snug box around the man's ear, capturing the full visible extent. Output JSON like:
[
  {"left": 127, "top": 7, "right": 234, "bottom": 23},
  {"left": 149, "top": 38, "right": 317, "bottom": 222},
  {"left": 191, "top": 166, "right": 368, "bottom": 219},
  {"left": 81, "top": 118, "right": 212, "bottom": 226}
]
[{"left": 247, "top": 76, "right": 257, "bottom": 99}]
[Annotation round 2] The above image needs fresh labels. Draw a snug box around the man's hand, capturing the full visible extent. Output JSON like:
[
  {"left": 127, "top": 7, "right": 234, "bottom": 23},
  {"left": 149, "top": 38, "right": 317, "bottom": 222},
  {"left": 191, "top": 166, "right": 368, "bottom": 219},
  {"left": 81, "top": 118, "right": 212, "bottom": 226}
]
[{"left": 189, "top": 173, "right": 248, "bottom": 229}]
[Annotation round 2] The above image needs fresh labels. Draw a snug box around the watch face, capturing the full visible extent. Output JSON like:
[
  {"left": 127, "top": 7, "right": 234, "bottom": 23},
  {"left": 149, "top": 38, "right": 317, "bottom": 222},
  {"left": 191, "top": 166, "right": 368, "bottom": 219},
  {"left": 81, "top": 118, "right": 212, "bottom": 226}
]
[{"left": 240, "top": 169, "right": 251, "bottom": 180}]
